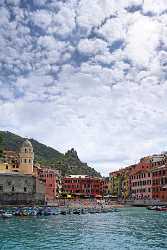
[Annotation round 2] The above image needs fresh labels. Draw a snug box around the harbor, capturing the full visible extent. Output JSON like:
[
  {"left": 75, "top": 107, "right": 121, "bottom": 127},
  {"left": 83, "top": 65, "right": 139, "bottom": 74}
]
[
  {"left": 0, "top": 207, "right": 166, "bottom": 250},
  {"left": 0, "top": 206, "right": 120, "bottom": 218}
]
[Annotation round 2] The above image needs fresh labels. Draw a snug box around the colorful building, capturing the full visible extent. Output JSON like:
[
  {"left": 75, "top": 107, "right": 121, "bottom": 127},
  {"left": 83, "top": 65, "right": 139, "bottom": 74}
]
[
  {"left": 109, "top": 171, "right": 123, "bottom": 198},
  {"left": 1, "top": 139, "right": 34, "bottom": 175},
  {"left": 130, "top": 165, "right": 152, "bottom": 200},
  {"left": 34, "top": 165, "right": 61, "bottom": 201},
  {"left": 152, "top": 164, "right": 167, "bottom": 201},
  {"left": 0, "top": 139, "right": 60, "bottom": 203},
  {"left": 109, "top": 153, "right": 167, "bottom": 202},
  {"left": 121, "top": 168, "right": 131, "bottom": 199},
  {"left": 62, "top": 175, "right": 106, "bottom": 197}
]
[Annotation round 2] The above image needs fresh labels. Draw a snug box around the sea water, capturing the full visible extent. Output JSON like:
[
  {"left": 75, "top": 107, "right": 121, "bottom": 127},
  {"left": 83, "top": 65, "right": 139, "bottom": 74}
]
[{"left": 0, "top": 207, "right": 166, "bottom": 250}]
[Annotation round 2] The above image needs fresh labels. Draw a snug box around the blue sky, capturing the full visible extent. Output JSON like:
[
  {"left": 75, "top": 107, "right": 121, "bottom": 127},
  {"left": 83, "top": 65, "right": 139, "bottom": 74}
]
[{"left": 0, "top": 0, "right": 167, "bottom": 175}]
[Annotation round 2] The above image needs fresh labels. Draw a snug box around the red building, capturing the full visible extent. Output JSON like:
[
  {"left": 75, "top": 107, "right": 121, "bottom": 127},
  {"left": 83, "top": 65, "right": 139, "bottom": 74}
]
[
  {"left": 62, "top": 175, "right": 106, "bottom": 197},
  {"left": 34, "top": 165, "right": 61, "bottom": 201},
  {"left": 109, "top": 154, "right": 167, "bottom": 201},
  {"left": 152, "top": 164, "right": 167, "bottom": 201},
  {"left": 130, "top": 158, "right": 153, "bottom": 199}
]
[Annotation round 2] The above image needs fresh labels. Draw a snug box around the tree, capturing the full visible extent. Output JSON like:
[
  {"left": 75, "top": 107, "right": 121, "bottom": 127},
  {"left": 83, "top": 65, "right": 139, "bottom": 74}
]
[{"left": 0, "top": 134, "right": 3, "bottom": 158}]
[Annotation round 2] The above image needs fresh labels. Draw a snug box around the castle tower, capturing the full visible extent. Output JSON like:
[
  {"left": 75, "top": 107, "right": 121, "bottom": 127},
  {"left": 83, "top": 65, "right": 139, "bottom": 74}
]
[{"left": 19, "top": 139, "right": 34, "bottom": 175}]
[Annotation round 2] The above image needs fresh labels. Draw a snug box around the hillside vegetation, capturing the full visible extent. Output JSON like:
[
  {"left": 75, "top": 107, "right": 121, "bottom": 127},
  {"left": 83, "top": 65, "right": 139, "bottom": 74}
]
[{"left": 0, "top": 131, "right": 101, "bottom": 177}]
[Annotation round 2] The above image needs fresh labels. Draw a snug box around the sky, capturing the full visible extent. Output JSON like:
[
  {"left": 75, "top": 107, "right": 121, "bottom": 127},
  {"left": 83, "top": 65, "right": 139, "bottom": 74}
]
[{"left": 0, "top": 0, "right": 167, "bottom": 176}]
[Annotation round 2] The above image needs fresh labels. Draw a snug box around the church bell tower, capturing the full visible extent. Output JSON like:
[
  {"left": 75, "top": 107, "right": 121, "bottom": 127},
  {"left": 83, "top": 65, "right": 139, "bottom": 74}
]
[{"left": 19, "top": 139, "right": 34, "bottom": 175}]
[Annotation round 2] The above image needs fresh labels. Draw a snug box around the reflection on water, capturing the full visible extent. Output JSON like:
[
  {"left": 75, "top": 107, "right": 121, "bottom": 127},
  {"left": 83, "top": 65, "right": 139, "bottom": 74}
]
[{"left": 0, "top": 207, "right": 167, "bottom": 250}]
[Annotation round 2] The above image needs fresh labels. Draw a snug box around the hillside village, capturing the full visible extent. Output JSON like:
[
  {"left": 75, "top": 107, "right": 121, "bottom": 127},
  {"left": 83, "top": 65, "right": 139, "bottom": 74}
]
[
  {"left": 0, "top": 135, "right": 108, "bottom": 205},
  {"left": 0, "top": 132, "right": 167, "bottom": 205}
]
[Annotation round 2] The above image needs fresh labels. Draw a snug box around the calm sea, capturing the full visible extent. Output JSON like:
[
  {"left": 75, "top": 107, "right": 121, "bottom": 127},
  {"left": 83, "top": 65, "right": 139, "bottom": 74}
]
[{"left": 0, "top": 207, "right": 166, "bottom": 250}]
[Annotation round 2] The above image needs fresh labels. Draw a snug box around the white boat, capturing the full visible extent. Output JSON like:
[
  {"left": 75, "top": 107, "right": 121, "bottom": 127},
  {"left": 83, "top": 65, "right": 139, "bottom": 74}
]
[{"left": 2, "top": 212, "right": 13, "bottom": 218}]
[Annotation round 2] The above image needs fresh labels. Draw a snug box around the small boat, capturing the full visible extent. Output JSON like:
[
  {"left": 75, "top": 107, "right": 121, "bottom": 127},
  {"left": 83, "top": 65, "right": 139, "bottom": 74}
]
[
  {"left": 60, "top": 210, "right": 67, "bottom": 215},
  {"left": 89, "top": 208, "right": 97, "bottom": 214},
  {"left": 147, "top": 206, "right": 157, "bottom": 210},
  {"left": 156, "top": 206, "right": 167, "bottom": 212},
  {"left": 2, "top": 212, "right": 13, "bottom": 218},
  {"left": 73, "top": 209, "right": 80, "bottom": 215}
]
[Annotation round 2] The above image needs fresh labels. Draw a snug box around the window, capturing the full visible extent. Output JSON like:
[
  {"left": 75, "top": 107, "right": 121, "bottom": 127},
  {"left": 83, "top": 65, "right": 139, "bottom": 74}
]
[
  {"left": 25, "top": 148, "right": 27, "bottom": 153},
  {"left": 12, "top": 186, "right": 15, "bottom": 192},
  {"left": 7, "top": 181, "right": 11, "bottom": 186},
  {"left": 24, "top": 159, "right": 27, "bottom": 163},
  {"left": 6, "top": 165, "right": 8, "bottom": 170},
  {"left": 24, "top": 187, "right": 27, "bottom": 192},
  {"left": 0, "top": 185, "right": 3, "bottom": 191},
  {"left": 29, "top": 159, "right": 31, "bottom": 163}
]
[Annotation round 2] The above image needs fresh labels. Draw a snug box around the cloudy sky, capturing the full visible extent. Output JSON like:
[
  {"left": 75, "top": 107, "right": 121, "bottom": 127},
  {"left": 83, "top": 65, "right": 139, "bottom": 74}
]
[{"left": 1, "top": 0, "right": 167, "bottom": 175}]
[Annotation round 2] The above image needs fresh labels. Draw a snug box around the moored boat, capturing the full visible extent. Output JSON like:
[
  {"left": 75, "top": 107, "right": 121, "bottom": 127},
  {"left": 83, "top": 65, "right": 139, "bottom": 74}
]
[
  {"left": 1, "top": 212, "right": 13, "bottom": 218},
  {"left": 147, "top": 206, "right": 158, "bottom": 210},
  {"left": 156, "top": 206, "right": 167, "bottom": 211}
]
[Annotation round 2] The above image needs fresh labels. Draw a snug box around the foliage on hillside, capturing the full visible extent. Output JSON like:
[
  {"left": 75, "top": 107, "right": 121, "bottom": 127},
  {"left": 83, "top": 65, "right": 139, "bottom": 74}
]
[
  {"left": 0, "top": 134, "right": 3, "bottom": 158},
  {"left": 0, "top": 131, "right": 101, "bottom": 177}
]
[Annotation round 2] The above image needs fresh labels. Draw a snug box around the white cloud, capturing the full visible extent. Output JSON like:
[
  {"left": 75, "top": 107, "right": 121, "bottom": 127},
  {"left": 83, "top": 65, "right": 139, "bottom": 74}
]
[
  {"left": 78, "top": 38, "right": 108, "bottom": 55},
  {"left": 31, "top": 9, "right": 52, "bottom": 30},
  {"left": 48, "top": 5, "right": 76, "bottom": 37},
  {"left": 97, "top": 17, "right": 126, "bottom": 44},
  {"left": 125, "top": 14, "right": 161, "bottom": 66},
  {"left": 143, "top": 0, "right": 167, "bottom": 15},
  {"left": 1, "top": 0, "right": 167, "bottom": 176}
]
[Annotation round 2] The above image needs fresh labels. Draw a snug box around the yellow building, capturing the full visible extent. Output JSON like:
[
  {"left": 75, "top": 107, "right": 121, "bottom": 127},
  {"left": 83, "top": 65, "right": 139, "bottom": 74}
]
[
  {"left": 0, "top": 162, "right": 17, "bottom": 173},
  {"left": 109, "top": 171, "right": 122, "bottom": 198},
  {"left": 0, "top": 139, "right": 34, "bottom": 175},
  {"left": 19, "top": 139, "right": 34, "bottom": 175},
  {"left": 122, "top": 171, "right": 129, "bottom": 199}
]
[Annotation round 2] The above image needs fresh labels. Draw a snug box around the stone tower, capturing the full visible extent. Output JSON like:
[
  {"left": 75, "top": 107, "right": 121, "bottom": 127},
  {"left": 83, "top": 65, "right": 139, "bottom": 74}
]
[{"left": 19, "top": 139, "right": 34, "bottom": 175}]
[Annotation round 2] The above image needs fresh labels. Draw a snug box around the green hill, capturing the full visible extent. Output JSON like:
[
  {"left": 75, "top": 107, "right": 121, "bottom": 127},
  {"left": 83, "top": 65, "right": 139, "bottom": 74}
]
[{"left": 0, "top": 131, "right": 101, "bottom": 177}]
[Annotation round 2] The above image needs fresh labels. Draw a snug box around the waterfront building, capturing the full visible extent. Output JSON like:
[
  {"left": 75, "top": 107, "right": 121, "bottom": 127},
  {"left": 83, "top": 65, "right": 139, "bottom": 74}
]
[
  {"left": 152, "top": 164, "right": 167, "bottom": 201},
  {"left": 109, "top": 171, "right": 123, "bottom": 198},
  {"left": 121, "top": 168, "right": 131, "bottom": 199},
  {"left": 62, "top": 175, "right": 105, "bottom": 197},
  {"left": 34, "top": 165, "right": 61, "bottom": 201},
  {"left": 109, "top": 153, "right": 167, "bottom": 202},
  {"left": 0, "top": 172, "right": 45, "bottom": 205},
  {"left": 102, "top": 177, "right": 109, "bottom": 196},
  {"left": 0, "top": 139, "right": 63, "bottom": 202},
  {"left": 0, "top": 139, "right": 45, "bottom": 205},
  {"left": 130, "top": 163, "right": 152, "bottom": 200}
]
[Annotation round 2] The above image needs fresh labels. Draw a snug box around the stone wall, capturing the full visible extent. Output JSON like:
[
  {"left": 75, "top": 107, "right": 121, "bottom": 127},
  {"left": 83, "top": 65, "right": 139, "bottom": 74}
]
[
  {"left": 0, "top": 173, "right": 45, "bottom": 205},
  {"left": 0, "top": 193, "right": 44, "bottom": 205}
]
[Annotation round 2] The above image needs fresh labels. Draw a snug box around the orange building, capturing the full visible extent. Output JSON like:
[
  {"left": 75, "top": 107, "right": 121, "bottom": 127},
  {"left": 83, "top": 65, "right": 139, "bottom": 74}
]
[{"left": 152, "top": 165, "right": 167, "bottom": 201}]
